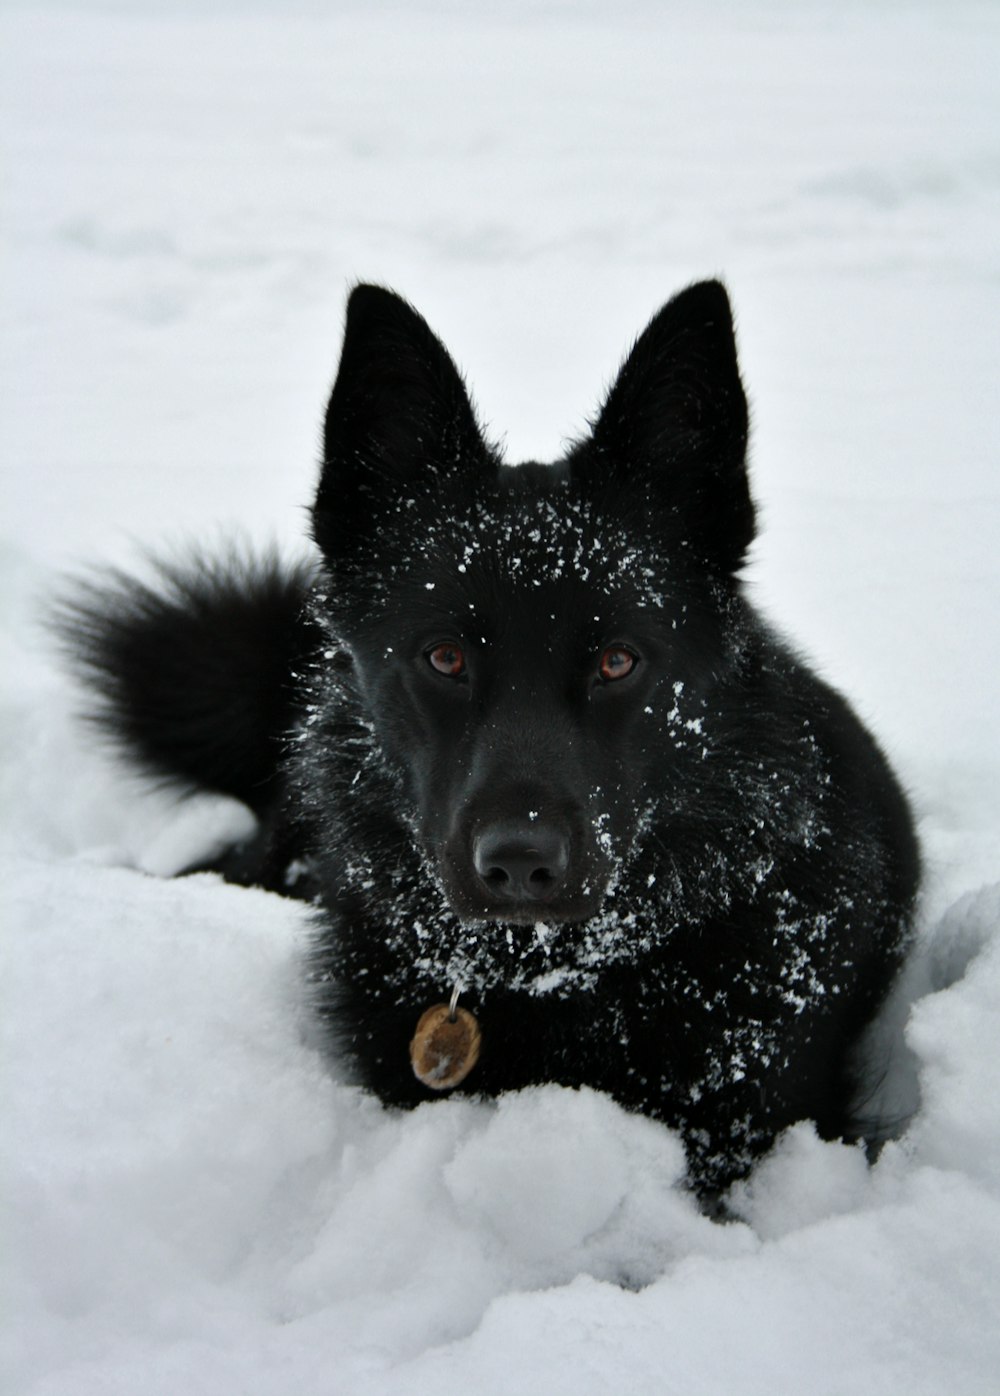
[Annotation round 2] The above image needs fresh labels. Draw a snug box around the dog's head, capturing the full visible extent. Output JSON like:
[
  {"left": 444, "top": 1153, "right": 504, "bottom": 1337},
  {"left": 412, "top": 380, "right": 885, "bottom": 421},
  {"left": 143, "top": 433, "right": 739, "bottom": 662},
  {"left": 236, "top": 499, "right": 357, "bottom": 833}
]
[{"left": 310, "top": 283, "right": 753, "bottom": 926}]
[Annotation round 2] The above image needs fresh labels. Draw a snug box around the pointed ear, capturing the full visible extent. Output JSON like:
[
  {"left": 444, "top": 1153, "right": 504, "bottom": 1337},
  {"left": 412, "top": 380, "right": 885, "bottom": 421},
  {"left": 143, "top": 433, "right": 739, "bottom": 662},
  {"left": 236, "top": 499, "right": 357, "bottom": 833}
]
[
  {"left": 581, "top": 280, "right": 754, "bottom": 573},
  {"left": 313, "top": 286, "right": 489, "bottom": 562}
]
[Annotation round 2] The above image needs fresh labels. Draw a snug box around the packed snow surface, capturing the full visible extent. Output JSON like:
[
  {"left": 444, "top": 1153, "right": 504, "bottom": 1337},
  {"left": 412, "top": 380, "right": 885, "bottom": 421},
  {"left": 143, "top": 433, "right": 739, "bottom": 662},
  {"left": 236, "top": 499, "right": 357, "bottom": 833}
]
[{"left": 3, "top": 2, "right": 999, "bottom": 1392}]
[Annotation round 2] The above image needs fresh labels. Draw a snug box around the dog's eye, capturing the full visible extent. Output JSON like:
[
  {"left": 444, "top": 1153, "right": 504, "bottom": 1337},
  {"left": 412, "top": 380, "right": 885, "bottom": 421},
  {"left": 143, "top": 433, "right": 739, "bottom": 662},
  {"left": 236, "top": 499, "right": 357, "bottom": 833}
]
[
  {"left": 598, "top": 646, "right": 638, "bottom": 682},
  {"left": 427, "top": 643, "right": 466, "bottom": 678}
]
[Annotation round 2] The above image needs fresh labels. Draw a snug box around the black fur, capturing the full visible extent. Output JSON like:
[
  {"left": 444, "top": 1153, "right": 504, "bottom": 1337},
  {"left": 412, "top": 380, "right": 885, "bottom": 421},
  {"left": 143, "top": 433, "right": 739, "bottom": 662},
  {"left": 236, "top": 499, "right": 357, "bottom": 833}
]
[{"left": 57, "top": 281, "right": 920, "bottom": 1194}]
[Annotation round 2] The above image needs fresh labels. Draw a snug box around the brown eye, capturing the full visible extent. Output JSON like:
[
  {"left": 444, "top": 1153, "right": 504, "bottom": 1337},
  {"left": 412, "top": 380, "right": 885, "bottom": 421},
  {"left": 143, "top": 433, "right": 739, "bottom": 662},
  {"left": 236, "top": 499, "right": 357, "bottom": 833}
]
[
  {"left": 427, "top": 643, "right": 466, "bottom": 678},
  {"left": 599, "top": 646, "right": 637, "bottom": 682}
]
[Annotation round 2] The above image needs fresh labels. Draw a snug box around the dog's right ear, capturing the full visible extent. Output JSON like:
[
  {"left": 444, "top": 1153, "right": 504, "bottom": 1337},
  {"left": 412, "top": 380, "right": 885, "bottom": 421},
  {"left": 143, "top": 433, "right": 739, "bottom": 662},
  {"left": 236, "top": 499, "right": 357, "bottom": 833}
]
[{"left": 313, "top": 286, "right": 489, "bottom": 563}]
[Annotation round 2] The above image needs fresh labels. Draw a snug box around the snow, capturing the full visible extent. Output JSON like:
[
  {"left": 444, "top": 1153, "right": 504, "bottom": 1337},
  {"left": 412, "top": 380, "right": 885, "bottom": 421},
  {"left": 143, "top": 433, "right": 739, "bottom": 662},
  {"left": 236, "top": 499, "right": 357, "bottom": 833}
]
[{"left": 2, "top": 1, "right": 999, "bottom": 1391}]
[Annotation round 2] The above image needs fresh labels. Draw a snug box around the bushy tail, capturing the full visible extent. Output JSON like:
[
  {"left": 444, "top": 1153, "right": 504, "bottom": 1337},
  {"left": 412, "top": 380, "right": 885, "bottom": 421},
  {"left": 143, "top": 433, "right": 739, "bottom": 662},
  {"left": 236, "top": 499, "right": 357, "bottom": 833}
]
[{"left": 52, "top": 546, "right": 319, "bottom": 815}]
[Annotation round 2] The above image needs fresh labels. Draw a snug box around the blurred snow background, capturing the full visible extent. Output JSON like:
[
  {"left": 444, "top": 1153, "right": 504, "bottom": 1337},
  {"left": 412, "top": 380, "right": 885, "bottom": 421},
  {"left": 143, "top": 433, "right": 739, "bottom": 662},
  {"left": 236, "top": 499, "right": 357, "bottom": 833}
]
[{"left": 2, "top": 2, "right": 999, "bottom": 1392}]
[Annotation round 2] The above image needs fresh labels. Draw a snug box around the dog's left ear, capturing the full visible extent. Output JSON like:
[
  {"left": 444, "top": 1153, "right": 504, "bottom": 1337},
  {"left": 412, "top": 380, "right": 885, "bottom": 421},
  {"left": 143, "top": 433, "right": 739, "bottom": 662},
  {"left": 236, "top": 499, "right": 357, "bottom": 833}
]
[
  {"left": 580, "top": 280, "right": 754, "bottom": 573},
  {"left": 314, "top": 286, "right": 490, "bottom": 562}
]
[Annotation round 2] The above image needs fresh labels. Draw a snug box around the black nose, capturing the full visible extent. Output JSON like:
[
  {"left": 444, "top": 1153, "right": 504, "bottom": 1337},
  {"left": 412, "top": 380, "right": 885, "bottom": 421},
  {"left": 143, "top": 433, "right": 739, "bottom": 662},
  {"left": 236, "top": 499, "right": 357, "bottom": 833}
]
[{"left": 473, "top": 821, "right": 571, "bottom": 903}]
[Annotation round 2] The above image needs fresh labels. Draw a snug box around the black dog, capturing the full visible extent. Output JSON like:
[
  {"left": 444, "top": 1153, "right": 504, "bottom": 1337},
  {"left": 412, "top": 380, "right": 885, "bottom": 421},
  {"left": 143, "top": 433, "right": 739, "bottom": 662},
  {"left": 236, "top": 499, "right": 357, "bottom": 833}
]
[{"left": 60, "top": 281, "right": 919, "bottom": 1194}]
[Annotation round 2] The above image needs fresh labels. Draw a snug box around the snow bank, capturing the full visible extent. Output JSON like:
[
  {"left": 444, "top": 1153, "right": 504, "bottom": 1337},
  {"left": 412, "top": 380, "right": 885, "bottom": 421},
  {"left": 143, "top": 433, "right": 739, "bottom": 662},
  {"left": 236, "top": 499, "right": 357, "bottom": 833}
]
[{"left": 5, "top": 846, "right": 1000, "bottom": 1394}]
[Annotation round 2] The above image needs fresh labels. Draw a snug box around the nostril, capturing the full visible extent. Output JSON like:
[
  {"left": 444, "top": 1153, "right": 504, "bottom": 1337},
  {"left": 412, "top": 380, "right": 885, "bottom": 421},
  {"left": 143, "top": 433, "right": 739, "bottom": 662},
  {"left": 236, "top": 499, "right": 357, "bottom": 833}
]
[{"left": 473, "top": 822, "right": 571, "bottom": 903}]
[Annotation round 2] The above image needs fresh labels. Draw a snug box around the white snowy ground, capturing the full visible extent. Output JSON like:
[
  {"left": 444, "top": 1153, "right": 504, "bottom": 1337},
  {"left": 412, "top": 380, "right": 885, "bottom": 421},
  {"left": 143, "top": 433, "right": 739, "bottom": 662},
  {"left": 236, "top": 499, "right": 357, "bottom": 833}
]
[{"left": 3, "top": 2, "right": 999, "bottom": 1392}]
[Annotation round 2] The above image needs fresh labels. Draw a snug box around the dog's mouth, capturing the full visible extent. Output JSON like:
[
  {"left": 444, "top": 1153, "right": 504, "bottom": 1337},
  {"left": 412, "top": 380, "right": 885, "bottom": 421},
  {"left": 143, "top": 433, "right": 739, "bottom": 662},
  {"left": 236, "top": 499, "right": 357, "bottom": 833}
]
[
  {"left": 458, "top": 898, "right": 602, "bottom": 927},
  {"left": 408, "top": 893, "right": 647, "bottom": 1004}
]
